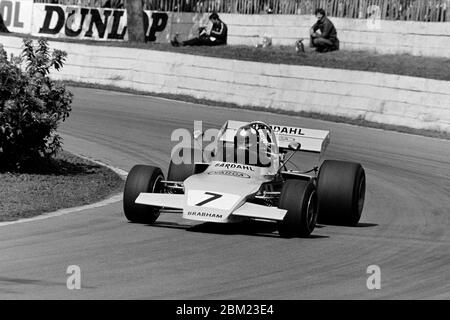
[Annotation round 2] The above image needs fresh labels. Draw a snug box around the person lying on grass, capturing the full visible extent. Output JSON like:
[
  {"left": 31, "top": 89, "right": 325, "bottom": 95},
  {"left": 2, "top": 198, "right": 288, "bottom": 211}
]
[
  {"left": 171, "top": 12, "right": 228, "bottom": 47},
  {"left": 309, "top": 8, "right": 340, "bottom": 53}
]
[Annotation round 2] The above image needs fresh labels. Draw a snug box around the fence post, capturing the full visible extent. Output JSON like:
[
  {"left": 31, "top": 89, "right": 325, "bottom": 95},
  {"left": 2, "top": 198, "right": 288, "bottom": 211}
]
[{"left": 126, "top": 0, "right": 146, "bottom": 42}]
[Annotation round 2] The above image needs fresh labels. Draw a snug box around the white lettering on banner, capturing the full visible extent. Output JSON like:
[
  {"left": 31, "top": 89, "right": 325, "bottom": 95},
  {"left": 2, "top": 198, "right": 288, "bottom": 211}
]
[
  {"left": 31, "top": 4, "right": 170, "bottom": 42},
  {"left": 0, "top": 0, "right": 33, "bottom": 33}
]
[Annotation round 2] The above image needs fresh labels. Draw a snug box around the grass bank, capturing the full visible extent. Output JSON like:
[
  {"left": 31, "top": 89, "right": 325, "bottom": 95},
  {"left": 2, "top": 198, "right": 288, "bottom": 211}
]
[
  {"left": 0, "top": 151, "right": 124, "bottom": 222},
  {"left": 2, "top": 32, "right": 450, "bottom": 81}
]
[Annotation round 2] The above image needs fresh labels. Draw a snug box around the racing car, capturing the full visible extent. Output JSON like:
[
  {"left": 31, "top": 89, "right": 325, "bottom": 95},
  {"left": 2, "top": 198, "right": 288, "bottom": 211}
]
[{"left": 123, "top": 120, "right": 366, "bottom": 238}]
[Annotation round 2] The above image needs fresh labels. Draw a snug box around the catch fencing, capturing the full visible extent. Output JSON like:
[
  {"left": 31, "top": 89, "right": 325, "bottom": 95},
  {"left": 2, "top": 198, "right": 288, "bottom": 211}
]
[{"left": 33, "top": 0, "right": 449, "bottom": 22}]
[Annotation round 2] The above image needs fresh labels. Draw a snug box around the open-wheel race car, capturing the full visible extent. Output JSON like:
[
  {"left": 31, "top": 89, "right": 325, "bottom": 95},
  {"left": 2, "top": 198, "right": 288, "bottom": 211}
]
[{"left": 123, "top": 120, "right": 366, "bottom": 238}]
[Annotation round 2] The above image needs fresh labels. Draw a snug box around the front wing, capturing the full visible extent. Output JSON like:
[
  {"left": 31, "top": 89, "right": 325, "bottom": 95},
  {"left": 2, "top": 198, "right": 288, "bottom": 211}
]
[{"left": 135, "top": 193, "right": 287, "bottom": 221}]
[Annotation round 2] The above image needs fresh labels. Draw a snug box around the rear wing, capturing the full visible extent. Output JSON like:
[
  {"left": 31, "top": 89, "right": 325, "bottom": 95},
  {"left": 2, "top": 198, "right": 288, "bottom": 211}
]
[
  {"left": 270, "top": 124, "right": 330, "bottom": 153},
  {"left": 220, "top": 120, "right": 330, "bottom": 154}
]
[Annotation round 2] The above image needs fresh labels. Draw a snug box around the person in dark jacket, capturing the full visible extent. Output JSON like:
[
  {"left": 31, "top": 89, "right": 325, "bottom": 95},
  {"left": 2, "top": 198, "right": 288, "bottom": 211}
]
[
  {"left": 171, "top": 12, "right": 227, "bottom": 47},
  {"left": 310, "top": 8, "right": 339, "bottom": 52}
]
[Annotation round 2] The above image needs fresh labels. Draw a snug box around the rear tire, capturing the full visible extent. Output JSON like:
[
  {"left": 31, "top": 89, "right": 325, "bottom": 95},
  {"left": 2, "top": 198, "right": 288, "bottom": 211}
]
[
  {"left": 278, "top": 180, "right": 318, "bottom": 238},
  {"left": 317, "top": 160, "right": 366, "bottom": 226},
  {"left": 123, "top": 165, "right": 164, "bottom": 223},
  {"left": 167, "top": 148, "right": 201, "bottom": 181}
]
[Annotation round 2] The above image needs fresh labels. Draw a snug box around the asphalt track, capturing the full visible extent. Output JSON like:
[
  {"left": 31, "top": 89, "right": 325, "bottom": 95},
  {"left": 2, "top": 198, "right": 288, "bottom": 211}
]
[{"left": 1, "top": 86, "right": 449, "bottom": 299}]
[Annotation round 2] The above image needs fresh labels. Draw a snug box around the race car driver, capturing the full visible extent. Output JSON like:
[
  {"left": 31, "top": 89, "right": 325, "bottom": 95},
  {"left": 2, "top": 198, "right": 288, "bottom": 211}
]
[{"left": 234, "top": 123, "right": 272, "bottom": 167}]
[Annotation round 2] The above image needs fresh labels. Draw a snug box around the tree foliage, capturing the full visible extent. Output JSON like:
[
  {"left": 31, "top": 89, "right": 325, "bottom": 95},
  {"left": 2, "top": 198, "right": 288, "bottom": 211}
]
[{"left": 0, "top": 39, "right": 73, "bottom": 171}]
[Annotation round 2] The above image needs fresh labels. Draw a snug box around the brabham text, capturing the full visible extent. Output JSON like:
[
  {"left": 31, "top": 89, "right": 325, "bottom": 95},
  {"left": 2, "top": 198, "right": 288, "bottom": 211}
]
[{"left": 187, "top": 211, "right": 223, "bottom": 219}]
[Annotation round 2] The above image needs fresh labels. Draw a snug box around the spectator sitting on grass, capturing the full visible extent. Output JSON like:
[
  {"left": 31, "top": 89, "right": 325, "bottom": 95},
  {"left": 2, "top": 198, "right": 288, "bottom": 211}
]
[
  {"left": 310, "top": 8, "right": 339, "bottom": 52},
  {"left": 171, "top": 12, "right": 227, "bottom": 47}
]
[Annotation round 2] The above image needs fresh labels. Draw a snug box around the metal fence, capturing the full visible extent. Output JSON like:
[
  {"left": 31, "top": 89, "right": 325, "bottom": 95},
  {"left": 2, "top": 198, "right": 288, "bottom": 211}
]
[{"left": 34, "top": 0, "right": 449, "bottom": 21}]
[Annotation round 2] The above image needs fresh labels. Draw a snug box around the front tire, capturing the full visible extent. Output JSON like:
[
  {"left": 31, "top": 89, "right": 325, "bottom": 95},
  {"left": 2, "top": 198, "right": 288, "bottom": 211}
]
[
  {"left": 167, "top": 148, "right": 200, "bottom": 181},
  {"left": 317, "top": 160, "right": 366, "bottom": 226},
  {"left": 278, "top": 180, "right": 318, "bottom": 238},
  {"left": 123, "top": 165, "right": 164, "bottom": 223}
]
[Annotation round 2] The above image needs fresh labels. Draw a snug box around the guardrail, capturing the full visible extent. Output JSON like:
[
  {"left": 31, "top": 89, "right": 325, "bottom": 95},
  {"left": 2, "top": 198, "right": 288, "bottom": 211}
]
[{"left": 2, "top": 34, "right": 449, "bottom": 132}]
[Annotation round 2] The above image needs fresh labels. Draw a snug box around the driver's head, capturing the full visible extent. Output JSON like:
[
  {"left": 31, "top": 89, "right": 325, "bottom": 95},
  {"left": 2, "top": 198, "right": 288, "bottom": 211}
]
[
  {"left": 236, "top": 124, "right": 258, "bottom": 150},
  {"left": 234, "top": 123, "right": 271, "bottom": 167}
]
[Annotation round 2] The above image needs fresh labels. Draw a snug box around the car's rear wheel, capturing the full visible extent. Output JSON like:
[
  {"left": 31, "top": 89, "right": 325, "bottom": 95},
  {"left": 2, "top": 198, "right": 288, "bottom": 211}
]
[
  {"left": 168, "top": 148, "right": 201, "bottom": 181},
  {"left": 123, "top": 165, "right": 164, "bottom": 223},
  {"left": 278, "top": 180, "right": 318, "bottom": 238},
  {"left": 317, "top": 160, "right": 366, "bottom": 226}
]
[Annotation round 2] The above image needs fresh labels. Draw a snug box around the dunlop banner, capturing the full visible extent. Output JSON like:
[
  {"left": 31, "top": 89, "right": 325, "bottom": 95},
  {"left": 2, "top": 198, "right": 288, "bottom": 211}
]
[
  {"left": 30, "top": 3, "right": 188, "bottom": 42},
  {"left": 0, "top": 0, "right": 33, "bottom": 34}
]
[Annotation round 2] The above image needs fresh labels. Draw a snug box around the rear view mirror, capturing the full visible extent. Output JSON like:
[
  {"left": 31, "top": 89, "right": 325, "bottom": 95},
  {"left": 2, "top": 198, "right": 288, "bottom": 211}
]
[{"left": 288, "top": 142, "right": 301, "bottom": 150}]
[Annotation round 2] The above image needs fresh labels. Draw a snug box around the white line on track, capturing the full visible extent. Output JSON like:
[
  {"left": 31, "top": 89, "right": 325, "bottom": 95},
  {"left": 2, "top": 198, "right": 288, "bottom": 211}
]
[{"left": 0, "top": 156, "right": 128, "bottom": 228}]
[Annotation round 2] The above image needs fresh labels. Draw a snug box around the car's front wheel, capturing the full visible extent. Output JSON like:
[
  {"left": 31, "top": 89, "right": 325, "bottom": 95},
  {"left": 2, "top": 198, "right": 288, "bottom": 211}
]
[
  {"left": 167, "top": 148, "right": 200, "bottom": 182},
  {"left": 123, "top": 165, "right": 164, "bottom": 223},
  {"left": 277, "top": 180, "right": 318, "bottom": 238}
]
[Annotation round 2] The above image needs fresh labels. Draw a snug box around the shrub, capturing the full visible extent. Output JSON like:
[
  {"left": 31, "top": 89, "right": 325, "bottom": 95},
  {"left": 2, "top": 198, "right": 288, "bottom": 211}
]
[{"left": 0, "top": 39, "right": 73, "bottom": 171}]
